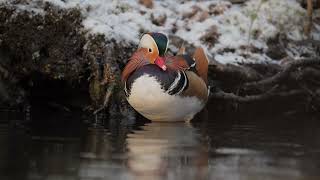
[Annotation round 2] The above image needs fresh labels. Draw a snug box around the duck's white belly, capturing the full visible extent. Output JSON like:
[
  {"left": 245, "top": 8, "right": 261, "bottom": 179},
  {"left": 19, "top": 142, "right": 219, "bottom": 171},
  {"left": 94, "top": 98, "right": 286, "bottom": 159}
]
[{"left": 127, "top": 75, "right": 205, "bottom": 122}]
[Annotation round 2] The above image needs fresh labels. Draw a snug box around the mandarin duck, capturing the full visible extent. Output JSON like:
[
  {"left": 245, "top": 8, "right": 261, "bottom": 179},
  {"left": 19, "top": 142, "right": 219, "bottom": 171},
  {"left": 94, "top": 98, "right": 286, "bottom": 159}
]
[{"left": 122, "top": 32, "right": 209, "bottom": 122}]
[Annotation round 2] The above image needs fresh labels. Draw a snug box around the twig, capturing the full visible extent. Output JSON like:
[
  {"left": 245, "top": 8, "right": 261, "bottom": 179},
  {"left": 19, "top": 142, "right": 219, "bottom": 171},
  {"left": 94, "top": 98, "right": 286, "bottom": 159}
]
[
  {"left": 246, "top": 0, "right": 266, "bottom": 54},
  {"left": 93, "top": 84, "right": 114, "bottom": 115},
  {"left": 304, "top": 0, "right": 313, "bottom": 37}
]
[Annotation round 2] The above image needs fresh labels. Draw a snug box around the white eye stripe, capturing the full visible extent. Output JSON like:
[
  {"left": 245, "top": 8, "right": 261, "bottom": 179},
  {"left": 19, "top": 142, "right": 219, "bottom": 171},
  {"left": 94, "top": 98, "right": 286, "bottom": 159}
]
[
  {"left": 165, "top": 33, "right": 169, "bottom": 53},
  {"left": 139, "top": 34, "right": 159, "bottom": 55}
]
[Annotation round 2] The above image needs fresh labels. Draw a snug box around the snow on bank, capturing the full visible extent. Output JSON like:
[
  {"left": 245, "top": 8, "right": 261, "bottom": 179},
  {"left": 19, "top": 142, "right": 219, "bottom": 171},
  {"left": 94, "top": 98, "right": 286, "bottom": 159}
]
[{"left": 3, "top": 0, "right": 315, "bottom": 64}]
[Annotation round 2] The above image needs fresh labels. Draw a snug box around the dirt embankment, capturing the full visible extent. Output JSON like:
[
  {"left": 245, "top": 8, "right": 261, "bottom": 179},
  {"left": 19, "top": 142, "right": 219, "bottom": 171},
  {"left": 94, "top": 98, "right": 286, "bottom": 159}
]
[
  {"left": 0, "top": 1, "right": 134, "bottom": 119},
  {"left": 0, "top": 1, "right": 319, "bottom": 121}
]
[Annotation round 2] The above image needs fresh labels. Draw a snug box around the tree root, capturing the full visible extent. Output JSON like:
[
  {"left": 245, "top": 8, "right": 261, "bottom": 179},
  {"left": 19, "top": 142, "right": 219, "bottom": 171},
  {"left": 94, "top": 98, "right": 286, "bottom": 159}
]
[{"left": 209, "top": 57, "right": 320, "bottom": 112}]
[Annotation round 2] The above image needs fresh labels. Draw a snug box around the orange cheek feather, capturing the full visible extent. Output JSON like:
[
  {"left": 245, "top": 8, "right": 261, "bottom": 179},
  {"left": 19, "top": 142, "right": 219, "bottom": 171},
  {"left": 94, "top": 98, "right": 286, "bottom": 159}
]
[{"left": 122, "top": 49, "right": 148, "bottom": 82}]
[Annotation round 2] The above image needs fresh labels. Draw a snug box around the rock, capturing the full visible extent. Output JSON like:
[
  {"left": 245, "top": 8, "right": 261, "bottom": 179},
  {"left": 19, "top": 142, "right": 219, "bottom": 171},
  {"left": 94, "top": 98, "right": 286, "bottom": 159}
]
[
  {"left": 182, "top": 5, "right": 201, "bottom": 19},
  {"left": 209, "top": 3, "right": 231, "bottom": 15},
  {"left": 151, "top": 13, "right": 167, "bottom": 26},
  {"left": 200, "top": 26, "right": 220, "bottom": 48},
  {"left": 198, "top": 11, "right": 209, "bottom": 22},
  {"left": 139, "top": 0, "right": 153, "bottom": 9},
  {"left": 266, "top": 36, "right": 287, "bottom": 60}
]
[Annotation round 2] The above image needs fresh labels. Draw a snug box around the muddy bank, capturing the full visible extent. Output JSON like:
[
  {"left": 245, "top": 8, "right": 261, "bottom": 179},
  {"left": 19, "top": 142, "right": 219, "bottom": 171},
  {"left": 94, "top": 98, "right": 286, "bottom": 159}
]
[
  {"left": 0, "top": 1, "right": 134, "bottom": 118},
  {"left": 0, "top": 1, "right": 319, "bottom": 122}
]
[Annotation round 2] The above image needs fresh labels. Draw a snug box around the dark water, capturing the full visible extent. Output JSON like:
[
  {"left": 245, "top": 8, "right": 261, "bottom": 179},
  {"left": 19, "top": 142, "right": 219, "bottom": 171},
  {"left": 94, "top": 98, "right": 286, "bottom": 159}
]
[{"left": 1, "top": 106, "right": 320, "bottom": 180}]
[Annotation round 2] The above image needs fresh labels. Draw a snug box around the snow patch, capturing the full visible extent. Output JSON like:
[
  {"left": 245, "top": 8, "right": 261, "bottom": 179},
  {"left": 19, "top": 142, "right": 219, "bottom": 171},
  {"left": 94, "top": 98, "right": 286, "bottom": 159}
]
[{"left": 2, "top": 0, "right": 315, "bottom": 64}]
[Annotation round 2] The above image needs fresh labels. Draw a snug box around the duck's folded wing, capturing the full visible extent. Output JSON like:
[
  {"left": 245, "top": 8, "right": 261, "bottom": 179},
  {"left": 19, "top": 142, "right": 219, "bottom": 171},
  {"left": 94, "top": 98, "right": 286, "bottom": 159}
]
[
  {"left": 192, "top": 48, "right": 208, "bottom": 85},
  {"left": 165, "top": 55, "right": 195, "bottom": 72},
  {"left": 166, "top": 47, "right": 208, "bottom": 85}
]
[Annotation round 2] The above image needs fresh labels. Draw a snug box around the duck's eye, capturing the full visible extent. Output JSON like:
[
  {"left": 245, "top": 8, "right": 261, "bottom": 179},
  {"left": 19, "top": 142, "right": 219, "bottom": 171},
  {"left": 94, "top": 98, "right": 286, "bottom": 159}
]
[{"left": 148, "top": 48, "right": 152, "bottom": 53}]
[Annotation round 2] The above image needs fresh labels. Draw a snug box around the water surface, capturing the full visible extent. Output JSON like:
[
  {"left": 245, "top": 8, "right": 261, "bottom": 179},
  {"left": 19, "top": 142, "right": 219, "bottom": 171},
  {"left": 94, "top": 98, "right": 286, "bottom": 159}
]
[{"left": 1, "top": 106, "right": 320, "bottom": 180}]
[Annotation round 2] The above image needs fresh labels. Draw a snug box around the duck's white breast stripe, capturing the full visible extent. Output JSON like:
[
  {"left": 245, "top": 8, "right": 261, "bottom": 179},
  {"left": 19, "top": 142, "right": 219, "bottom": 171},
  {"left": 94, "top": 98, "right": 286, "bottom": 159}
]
[
  {"left": 176, "top": 71, "right": 188, "bottom": 95},
  {"left": 190, "top": 59, "right": 196, "bottom": 68},
  {"left": 124, "top": 81, "right": 129, "bottom": 96},
  {"left": 166, "top": 71, "right": 181, "bottom": 94}
]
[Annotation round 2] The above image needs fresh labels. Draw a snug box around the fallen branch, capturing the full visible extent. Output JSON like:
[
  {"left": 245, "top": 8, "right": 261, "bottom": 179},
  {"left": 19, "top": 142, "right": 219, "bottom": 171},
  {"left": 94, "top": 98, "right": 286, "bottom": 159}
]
[
  {"left": 244, "top": 57, "right": 320, "bottom": 89},
  {"left": 209, "top": 57, "right": 320, "bottom": 109}
]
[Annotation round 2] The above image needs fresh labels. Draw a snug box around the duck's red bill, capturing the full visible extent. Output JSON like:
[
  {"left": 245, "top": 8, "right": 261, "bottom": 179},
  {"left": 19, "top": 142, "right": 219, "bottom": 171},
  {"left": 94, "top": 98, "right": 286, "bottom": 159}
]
[{"left": 155, "top": 57, "right": 167, "bottom": 71}]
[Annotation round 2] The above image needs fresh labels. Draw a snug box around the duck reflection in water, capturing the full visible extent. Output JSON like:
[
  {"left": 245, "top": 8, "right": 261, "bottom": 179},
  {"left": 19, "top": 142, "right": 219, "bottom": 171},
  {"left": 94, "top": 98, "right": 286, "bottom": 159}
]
[
  {"left": 126, "top": 122, "right": 208, "bottom": 180},
  {"left": 79, "top": 121, "right": 208, "bottom": 180}
]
